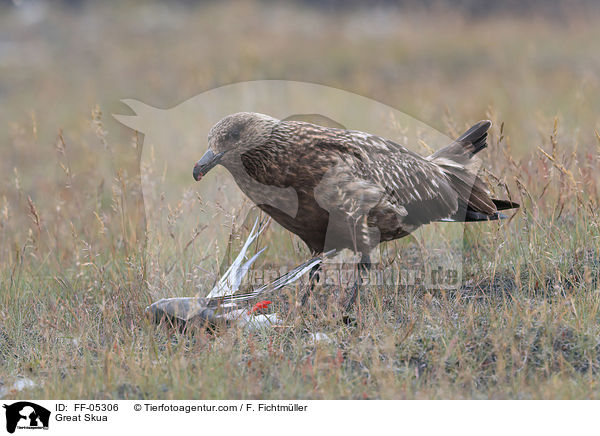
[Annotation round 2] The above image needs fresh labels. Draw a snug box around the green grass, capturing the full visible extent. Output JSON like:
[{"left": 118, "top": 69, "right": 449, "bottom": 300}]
[{"left": 1, "top": 1, "right": 600, "bottom": 399}]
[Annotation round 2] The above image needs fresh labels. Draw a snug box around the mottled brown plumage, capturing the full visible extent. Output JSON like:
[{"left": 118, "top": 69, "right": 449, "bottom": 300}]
[
  {"left": 194, "top": 112, "right": 516, "bottom": 253},
  {"left": 193, "top": 112, "right": 518, "bottom": 307}
]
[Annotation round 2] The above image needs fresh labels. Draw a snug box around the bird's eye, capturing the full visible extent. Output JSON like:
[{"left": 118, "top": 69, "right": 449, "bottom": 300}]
[{"left": 226, "top": 126, "right": 242, "bottom": 141}]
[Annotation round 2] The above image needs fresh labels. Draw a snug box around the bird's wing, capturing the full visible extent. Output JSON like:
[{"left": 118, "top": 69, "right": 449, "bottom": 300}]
[
  {"left": 361, "top": 144, "right": 460, "bottom": 227},
  {"left": 250, "top": 122, "right": 461, "bottom": 249},
  {"left": 336, "top": 130, "right": 461, "bottom": 227},
  {"left": 311, "top": 156, "right": 388, "bottom": 251}
]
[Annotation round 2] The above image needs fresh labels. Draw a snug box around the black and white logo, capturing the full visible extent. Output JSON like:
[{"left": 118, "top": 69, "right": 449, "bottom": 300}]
[{"left": 2, "top": 402, "right": 50, "bottom": 434}]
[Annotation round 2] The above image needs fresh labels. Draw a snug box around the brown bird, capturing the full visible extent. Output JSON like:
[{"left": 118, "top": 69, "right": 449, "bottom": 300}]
[{"left": 193, "top": 112, "right": 518, "bottom": 309}]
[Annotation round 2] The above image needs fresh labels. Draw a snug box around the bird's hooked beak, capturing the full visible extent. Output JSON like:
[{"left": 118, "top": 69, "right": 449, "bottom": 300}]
[{"left": 193, "top": 150, "right": 225, "bottom": 181}]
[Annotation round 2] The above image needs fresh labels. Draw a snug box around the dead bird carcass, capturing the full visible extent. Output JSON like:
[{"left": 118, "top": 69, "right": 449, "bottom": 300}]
[{"left": 146, "top": 219, "right": 331, "bottom": 331}]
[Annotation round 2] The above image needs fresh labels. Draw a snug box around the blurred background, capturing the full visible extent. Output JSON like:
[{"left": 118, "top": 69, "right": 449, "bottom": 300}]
[
  {"left": 1, "top": 0, "right": 599, "bottom": 272},
  {"left": 2, "top": 0, "right": 599, "bottom": 149}
]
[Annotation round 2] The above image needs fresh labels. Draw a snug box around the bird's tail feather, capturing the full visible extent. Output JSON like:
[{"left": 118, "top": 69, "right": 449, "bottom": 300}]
[
  {"left": 429, "top": 121, "right": 519, "bottom": 222},
  {"left": 492, "top": 199, "right": 520, "bottom": 211},
  {"left": 438, "top": 203, "right": 514, "bottom": 222},
  {"left": 429, "top": 120, "right": 491, "bottom": 165}
]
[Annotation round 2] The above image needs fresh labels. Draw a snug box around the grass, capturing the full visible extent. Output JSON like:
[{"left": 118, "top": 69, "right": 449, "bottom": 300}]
[{"left": 1, "top": 1, "right": 600, "bottom": 399}]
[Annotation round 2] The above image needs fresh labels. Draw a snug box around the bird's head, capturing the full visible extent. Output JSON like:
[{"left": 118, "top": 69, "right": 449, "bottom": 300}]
[{"left": 193, "top": 112, "right": 278, "bottom": 181}]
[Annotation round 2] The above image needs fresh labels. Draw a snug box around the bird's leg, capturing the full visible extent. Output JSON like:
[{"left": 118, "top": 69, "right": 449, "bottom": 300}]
[
  {"left": 300, "top": 262, "right": 322, "bottom": 306},
  {"left": 344, "top": 253, "right": 371, "bottom": 311}
]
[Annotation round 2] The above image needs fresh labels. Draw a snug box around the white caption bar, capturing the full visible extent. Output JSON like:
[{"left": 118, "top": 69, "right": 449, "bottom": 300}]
[{"left": 0, "top": 400, "right": 595, "bottom": 435}]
